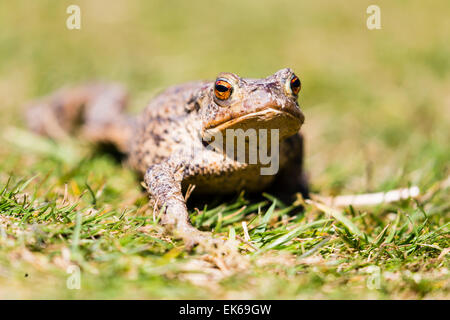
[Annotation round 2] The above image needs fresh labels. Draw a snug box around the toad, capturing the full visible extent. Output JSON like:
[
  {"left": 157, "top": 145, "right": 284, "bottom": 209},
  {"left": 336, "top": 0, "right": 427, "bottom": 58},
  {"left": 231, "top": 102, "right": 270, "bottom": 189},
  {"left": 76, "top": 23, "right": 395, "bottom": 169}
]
[{"left": 26, "top": 68, "right": 308, "bottom": 246}]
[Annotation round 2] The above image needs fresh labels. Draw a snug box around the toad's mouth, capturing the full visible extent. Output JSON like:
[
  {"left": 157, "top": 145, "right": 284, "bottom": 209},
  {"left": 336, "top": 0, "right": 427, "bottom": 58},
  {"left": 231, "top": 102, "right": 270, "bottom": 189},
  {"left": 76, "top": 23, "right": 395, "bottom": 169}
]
[{"left": 204, "top": 107, "right": 304, "bottom": 138}]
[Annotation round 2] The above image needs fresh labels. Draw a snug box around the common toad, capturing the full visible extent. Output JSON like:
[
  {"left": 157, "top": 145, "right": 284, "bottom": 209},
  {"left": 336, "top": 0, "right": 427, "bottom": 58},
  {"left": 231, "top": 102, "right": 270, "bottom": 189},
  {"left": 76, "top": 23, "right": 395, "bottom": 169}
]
[{"left": 26, "top": 68, "right": 308, "bottom": 246}]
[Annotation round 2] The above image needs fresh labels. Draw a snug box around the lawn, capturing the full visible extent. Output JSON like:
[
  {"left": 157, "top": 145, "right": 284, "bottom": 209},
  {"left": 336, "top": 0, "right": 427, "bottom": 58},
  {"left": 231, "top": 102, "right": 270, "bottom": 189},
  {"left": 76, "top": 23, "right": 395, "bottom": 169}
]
[{"left": 0, "top": 0, "right": 448, "bottom": 299}]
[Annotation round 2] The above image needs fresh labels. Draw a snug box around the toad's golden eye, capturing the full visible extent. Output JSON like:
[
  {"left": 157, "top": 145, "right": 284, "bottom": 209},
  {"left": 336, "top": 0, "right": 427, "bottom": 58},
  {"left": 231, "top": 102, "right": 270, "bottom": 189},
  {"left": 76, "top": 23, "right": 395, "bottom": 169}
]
[
  {"left": 214, "top": 79, "right": 233, "bottom": 100},
  {"left": 290, "top": 75, "right": 301, "bottom": 95}
]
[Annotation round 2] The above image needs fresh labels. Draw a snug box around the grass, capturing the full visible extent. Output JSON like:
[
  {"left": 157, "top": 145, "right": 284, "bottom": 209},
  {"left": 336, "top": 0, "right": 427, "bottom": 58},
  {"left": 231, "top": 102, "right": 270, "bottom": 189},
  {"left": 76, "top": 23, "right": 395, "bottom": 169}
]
[{"left": 0, "top": 0, "right": 449, "bottom": 299}]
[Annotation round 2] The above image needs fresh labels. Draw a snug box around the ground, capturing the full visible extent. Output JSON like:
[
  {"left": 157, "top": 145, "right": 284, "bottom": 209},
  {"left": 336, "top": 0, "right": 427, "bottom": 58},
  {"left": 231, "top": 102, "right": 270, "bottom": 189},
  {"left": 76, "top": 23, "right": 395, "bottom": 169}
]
[{"left": 0, "top": 0, "right": 448, "bottom": 299}]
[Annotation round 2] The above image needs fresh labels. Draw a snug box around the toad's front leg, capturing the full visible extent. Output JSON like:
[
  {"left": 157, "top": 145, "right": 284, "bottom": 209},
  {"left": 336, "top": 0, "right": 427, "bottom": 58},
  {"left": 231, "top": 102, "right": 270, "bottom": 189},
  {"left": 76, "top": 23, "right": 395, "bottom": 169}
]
[{"left": 144, "top": 161, "right": 216, "bottom": 248}]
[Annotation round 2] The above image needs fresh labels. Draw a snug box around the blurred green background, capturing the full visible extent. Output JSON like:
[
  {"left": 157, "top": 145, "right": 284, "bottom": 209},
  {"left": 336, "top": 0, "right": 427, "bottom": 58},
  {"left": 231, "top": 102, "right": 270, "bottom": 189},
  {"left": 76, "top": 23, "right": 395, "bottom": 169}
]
[{"left": 0, "top": 0, "right": 448, "bottom": 299}]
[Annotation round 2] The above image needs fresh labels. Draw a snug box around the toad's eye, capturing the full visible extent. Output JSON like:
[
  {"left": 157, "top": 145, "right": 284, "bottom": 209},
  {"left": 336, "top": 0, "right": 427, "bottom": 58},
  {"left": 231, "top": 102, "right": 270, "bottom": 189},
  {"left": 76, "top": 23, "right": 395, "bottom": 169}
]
[
  {"left": 214, "top": 79, "right": 233, "bottom": 100},
  {"left": 289, "top": 75, "right": 301, "bottom": 95}
]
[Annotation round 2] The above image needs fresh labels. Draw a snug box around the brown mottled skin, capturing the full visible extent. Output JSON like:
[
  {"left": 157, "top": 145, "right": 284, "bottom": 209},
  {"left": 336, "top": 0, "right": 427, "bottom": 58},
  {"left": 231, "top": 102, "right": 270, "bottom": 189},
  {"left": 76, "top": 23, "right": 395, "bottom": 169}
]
[{"left": 26, "top": 68, "right": 308, "bottom": 246}]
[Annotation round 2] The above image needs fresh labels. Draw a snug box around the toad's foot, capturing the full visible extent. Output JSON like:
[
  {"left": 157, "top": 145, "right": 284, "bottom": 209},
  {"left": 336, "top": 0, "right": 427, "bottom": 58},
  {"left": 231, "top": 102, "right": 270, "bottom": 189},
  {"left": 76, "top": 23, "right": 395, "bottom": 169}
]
[
  {"left": 175, "top": 224, "right": 224, "bottom": 250},
  {"left": 145, "top": 162, "right": 224, "bottom": 250},
  {"left": 162, "top": 203, "right": 224, "bottom": 249}
]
